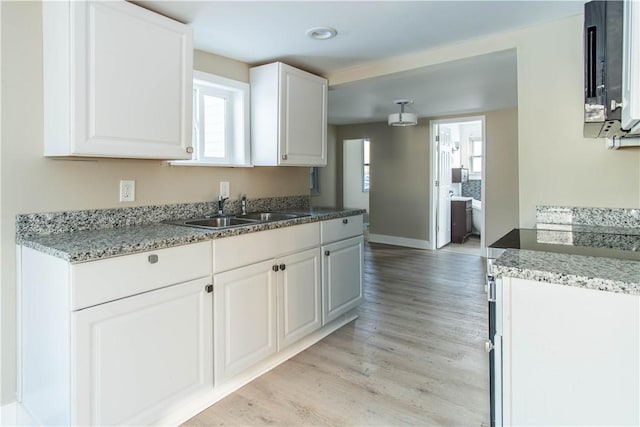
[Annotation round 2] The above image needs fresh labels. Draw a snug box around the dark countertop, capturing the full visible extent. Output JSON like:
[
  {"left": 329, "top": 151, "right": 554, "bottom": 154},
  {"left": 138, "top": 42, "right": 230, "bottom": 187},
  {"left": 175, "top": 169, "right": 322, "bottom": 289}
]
[{"left": 490, "top": 227, "right": 640, "bottom": 295}]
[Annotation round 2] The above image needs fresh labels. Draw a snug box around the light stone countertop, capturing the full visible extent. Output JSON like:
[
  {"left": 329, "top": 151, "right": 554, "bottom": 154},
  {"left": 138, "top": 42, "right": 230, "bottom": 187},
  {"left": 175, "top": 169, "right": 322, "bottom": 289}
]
[
  {"left": 493, "top": 248, "right": 640, "bottom": 295},
  {"left": 17, "top": 208, "right": 365, "bottom": 264}
]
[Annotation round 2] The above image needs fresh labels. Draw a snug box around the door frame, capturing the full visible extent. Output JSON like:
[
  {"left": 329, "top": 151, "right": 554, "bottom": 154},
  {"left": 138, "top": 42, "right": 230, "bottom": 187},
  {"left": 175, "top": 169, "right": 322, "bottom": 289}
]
[
  {"left": 429, "top": 115, "right": 486, "bottom": 251},
  {"left": 342, "top": 138, "right": 370, "bottom": 213}
]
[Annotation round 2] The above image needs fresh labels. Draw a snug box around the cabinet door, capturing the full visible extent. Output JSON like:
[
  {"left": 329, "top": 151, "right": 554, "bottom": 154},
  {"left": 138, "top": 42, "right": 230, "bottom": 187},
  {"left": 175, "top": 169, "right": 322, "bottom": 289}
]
[
  {"left": 277, "top": 248, "right": 322, "bottom": 350},
  {"left": 503, "top": 277, "right": 640, "bottom": 426},
  {"left": 214, "top": 260, "right": 277, "bottom": 383},
  {"left": 279, "top": 65, "right": 327, "bottom": 166},
  {"left": 322, "top": 236, "right": 364, "bottom": 324},
  {"left": 73, "top": 277, "right": 213, "bottom": 426},
  {"left": 44, "top": 1, "right": 193, "bottom": 159}
]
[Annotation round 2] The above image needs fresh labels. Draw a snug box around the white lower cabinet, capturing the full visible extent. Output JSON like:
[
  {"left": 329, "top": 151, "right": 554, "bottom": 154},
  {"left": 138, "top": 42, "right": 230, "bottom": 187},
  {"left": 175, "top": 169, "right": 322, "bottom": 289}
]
[
  {"left": 213, "top": 247, "right": 322, "bottom": 383},
  {"left": 74, "top": 277, "right": 213, "bottom": 426},
  {"left": 277, "top": 248, "right": 322, "bottom": 350},
  {"left": 213, "top": 259, "right": 277, "bottom": 383},
  {"left": 19, "top": 217, "right": 363, "bottom": 425},
  {"left": 498, "top": 277, "right": 640, "bottom": 426},
  {"left": 321, "top": 236, "right": 364, "bottom": 324},
  {"left": 211, "top": 223, "right": 323, "bottom": 384},
  {"left": 18, "top": 241, "right": 213, "bottom": 426}
]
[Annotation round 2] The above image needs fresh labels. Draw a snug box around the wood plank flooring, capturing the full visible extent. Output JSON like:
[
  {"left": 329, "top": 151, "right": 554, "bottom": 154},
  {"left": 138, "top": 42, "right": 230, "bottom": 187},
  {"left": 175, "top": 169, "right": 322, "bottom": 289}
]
[{"left": 184, "top": 243, "right": 489, "bottom": 426}]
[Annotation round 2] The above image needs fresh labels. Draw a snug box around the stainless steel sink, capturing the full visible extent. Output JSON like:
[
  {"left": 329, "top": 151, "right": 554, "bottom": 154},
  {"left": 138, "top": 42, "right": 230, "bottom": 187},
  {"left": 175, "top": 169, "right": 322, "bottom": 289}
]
[
  {"left": 187, "top": 217, "right": 259, "bottom": 228},
  {"left": 164, "top": 211, "right": 311, "bottom": 230},
  {"left": 164, "top": 216, "right": 259, "bottom": 230},
  {"left": 239, "top": 212, "right": 310, "bottom": 221}
]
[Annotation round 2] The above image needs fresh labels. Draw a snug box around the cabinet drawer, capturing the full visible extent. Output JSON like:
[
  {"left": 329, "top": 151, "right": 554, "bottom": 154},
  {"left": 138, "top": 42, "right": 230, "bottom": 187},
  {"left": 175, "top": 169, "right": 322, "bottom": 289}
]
[
  {"left": 320, "top": 215, "right": 363, "bottom": 244},
  {"left": 213, "top": 222, "right": 319, "bottom": 273},
  {"left": 71, "top": 241, "right": 212, "bottom": 310}
]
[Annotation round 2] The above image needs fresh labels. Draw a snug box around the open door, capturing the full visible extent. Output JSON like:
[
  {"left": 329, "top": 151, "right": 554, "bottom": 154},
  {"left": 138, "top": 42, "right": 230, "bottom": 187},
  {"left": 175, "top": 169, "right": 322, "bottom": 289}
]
[{"left": 435, "top": 125, "right": 453, "bottom": 249}]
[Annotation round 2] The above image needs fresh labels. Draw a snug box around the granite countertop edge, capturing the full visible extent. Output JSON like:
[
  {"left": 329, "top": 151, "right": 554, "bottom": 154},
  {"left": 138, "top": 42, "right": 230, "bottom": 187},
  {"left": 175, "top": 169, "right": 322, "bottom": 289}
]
[
  {"left": 17, "top": 209, "right": 366, "bottom": 263},
  {"left": 493, "top": 249, "right": 640, "bottom": 295}
]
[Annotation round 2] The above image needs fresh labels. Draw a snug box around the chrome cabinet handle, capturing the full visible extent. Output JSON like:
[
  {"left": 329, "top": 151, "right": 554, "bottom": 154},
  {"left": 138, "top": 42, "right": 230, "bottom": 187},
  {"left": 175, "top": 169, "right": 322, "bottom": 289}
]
[
  {"left": 186, "top": 146, "right": 194, "bottom": 154},
  {"left": 205, "top": 284, "right": 213, "bottom": 293},
  {"left": 272, "top": 265, "right": 279, "bottom": 272},
  {"left": 279, "top": 264, "right": 286, "bottom": 271},
  {"left": 281, "top": 154, "right": 288, "bottom": 160},
  {"left": 487, "top": 275, "right": 496, "bottom": 302},
  {"left": 325, "top": 250, "right": 330, "bottom": 256},
  {"left": 342, "top": 218, "right": 348, "bottom": 224},
  {"left": 148, "top": 254, "right": 158, "bottom": 264}
]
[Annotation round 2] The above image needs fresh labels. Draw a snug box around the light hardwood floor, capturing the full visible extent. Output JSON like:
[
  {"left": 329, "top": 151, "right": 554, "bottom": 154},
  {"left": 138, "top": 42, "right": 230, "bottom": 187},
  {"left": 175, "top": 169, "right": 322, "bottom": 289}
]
[
  {"left": 439, "top": 235, "right": 482, "bottom": 256},
  {"left": 184, "top": 242, "right": 489, "bottom": 426}
]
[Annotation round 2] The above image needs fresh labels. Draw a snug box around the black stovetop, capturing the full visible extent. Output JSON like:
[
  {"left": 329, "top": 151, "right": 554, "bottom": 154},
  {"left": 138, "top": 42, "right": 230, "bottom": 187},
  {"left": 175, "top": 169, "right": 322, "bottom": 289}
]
[{"left": 488, "top": 228, "right": 640, "bottom": 261}]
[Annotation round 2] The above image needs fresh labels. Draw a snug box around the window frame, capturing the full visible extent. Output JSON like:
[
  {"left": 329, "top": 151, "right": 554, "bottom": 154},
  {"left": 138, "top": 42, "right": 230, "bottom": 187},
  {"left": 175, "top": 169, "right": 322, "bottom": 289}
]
[
  {"left": 171, "top": 71, "right": 251, "bottom": 167},
  {"left": 469, "top": 136, "right": 483, "bottom": 174},
  {"left": 362, "top": 139, "right": 370, "bottom": 192}
]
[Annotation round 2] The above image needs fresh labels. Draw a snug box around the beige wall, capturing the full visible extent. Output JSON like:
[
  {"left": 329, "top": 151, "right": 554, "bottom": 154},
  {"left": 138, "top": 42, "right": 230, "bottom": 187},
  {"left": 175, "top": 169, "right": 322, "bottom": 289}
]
[
  {"left": 328, "top": 15, "right": 640, "bottom": 228},
  {"left": 335, "top": 108, "right": 518, "bottom": 246},
  {"left": 337, "top": 121, "right": 431, "bottom": 241},
  {"left": 0, "top": 1, "right": 308, "bottom": 404},
  {"left": 515, "top": 16, "right": 640, "bottom": 224},
  {"left": 484, "top": 108, "right": 519, "bottom": 246}
]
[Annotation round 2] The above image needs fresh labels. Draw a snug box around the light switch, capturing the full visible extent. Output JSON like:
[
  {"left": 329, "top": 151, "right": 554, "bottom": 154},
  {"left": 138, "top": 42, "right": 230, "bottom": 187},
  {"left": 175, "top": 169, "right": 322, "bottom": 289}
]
[
  {"left": 220, "top": 181, "right": 230, "bottom": 199},
  {"left": 119, "top": 180, "right": 135, "bottom": 202}
]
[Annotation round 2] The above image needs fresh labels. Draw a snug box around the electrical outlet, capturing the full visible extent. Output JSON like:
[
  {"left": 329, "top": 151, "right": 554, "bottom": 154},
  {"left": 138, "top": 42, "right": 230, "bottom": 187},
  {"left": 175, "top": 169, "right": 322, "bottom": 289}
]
[
  {"left": 220, "top": 181, "right": 230, "bottom": 199},
  {"left": 119, "top": 180, "right": 135, "bottom": 202}
]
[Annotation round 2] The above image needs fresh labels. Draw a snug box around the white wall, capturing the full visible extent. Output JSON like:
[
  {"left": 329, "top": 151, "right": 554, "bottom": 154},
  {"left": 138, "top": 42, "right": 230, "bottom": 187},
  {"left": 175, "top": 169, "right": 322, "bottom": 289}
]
[
  {"left": 0, "top": 1, "right": 309, "bottom": 404},
  {"left": 328, "top": 15, "right": 640, "bottom": 228},
  {"left": 342, "top": 139, "right": 369, "bottom": 211}
]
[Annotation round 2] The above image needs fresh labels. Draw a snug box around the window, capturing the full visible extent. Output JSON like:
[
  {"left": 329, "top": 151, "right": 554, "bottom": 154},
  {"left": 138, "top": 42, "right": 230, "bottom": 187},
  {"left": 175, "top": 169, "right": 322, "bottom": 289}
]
[
  {"left": 171, "top": 71, "right": 250, "bottom": 167},
  {"left": 469, "top": 136, "right": 482, "bottom": 173},
  {"left": 363, "top": 139, "right": 370, "bottom": 192}
]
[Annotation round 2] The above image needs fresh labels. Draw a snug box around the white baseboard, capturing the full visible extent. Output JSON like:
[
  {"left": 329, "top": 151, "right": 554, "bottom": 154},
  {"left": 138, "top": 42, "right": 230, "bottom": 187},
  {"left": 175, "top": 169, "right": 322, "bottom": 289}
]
[{"left": 368, "top": 234, "right": 432, "bottom": 250}]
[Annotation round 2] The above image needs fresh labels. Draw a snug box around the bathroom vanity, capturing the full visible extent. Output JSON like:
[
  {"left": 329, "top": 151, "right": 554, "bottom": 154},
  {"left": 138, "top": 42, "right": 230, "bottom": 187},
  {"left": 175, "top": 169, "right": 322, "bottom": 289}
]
[{"left": 451, "top": 197, "right": 473, "bottom": 243}]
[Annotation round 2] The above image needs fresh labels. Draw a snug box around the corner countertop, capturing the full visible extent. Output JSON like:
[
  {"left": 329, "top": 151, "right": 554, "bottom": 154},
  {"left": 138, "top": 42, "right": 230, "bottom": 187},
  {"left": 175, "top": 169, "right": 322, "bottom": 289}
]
[
  {"left": 492, "top": 249, "right": 640, "bottom": 295},
  {"left": 17, "top": 208, "right": 365, "bottom": 264},
  {"left": 491, "top": 227, "right": 640, "bottom": 295}
]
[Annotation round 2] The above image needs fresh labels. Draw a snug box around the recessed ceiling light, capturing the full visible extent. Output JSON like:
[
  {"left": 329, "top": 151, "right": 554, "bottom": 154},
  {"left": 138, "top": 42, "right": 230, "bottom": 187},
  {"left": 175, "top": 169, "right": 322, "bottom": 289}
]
[{"left": 306, "top": 26, "right": 337, "bottom": 40}]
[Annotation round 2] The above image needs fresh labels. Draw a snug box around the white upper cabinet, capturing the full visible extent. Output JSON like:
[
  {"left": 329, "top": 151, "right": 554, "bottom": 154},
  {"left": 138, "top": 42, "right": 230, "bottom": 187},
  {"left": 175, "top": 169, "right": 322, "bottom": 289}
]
[
  {"left": 42, "top": 1, "right": 193, "bottom": 159},
  {"left": 250, "top": 62, "right": 328, "bottom": 166}
]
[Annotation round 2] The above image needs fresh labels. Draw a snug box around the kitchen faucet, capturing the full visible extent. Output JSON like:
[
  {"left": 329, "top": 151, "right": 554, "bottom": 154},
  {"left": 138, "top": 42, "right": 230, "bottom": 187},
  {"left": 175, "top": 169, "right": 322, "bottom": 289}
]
[{"left": 217, "top": 195, "right": 229, "bottom": 215}]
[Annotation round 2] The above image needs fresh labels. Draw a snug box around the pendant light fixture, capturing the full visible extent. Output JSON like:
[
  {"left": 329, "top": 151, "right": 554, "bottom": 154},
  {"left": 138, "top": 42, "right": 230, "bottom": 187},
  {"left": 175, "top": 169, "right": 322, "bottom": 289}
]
[{"left": 388, "top": 99, "right": 417, "bottom": 127}]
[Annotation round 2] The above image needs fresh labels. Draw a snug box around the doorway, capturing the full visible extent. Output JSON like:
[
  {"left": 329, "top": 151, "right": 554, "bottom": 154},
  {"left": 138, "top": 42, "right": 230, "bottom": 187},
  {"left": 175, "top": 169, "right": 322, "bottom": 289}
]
[
  {"left": 343, "top": 139, "right": 370, "bottom": 229},
  {"left": 430, "top": 117, "right": 485, "bottom": 255}
]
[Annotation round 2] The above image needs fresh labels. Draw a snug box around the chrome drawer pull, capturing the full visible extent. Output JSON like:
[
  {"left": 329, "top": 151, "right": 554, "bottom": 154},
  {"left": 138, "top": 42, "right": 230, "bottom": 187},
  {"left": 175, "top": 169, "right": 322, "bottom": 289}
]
[
  {"left": 342, "top": 218, "right": 348, "bottom": 224},
  {"left": 148, "top": 254, "right": 159, "bottom": 264}
]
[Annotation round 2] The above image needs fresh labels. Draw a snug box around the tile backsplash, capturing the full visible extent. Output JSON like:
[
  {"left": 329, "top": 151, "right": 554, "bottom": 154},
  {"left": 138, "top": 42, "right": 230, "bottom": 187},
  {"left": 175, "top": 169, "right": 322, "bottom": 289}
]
[{"left": 461, "top": 179, "right": 481, "bottom": 201}]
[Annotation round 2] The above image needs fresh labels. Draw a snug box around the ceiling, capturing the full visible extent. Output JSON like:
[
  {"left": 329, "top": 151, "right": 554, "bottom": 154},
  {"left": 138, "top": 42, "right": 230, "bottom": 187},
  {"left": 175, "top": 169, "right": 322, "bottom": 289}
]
[{"left": 137, "top": 1, "right": 584, "bottom": 125}]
